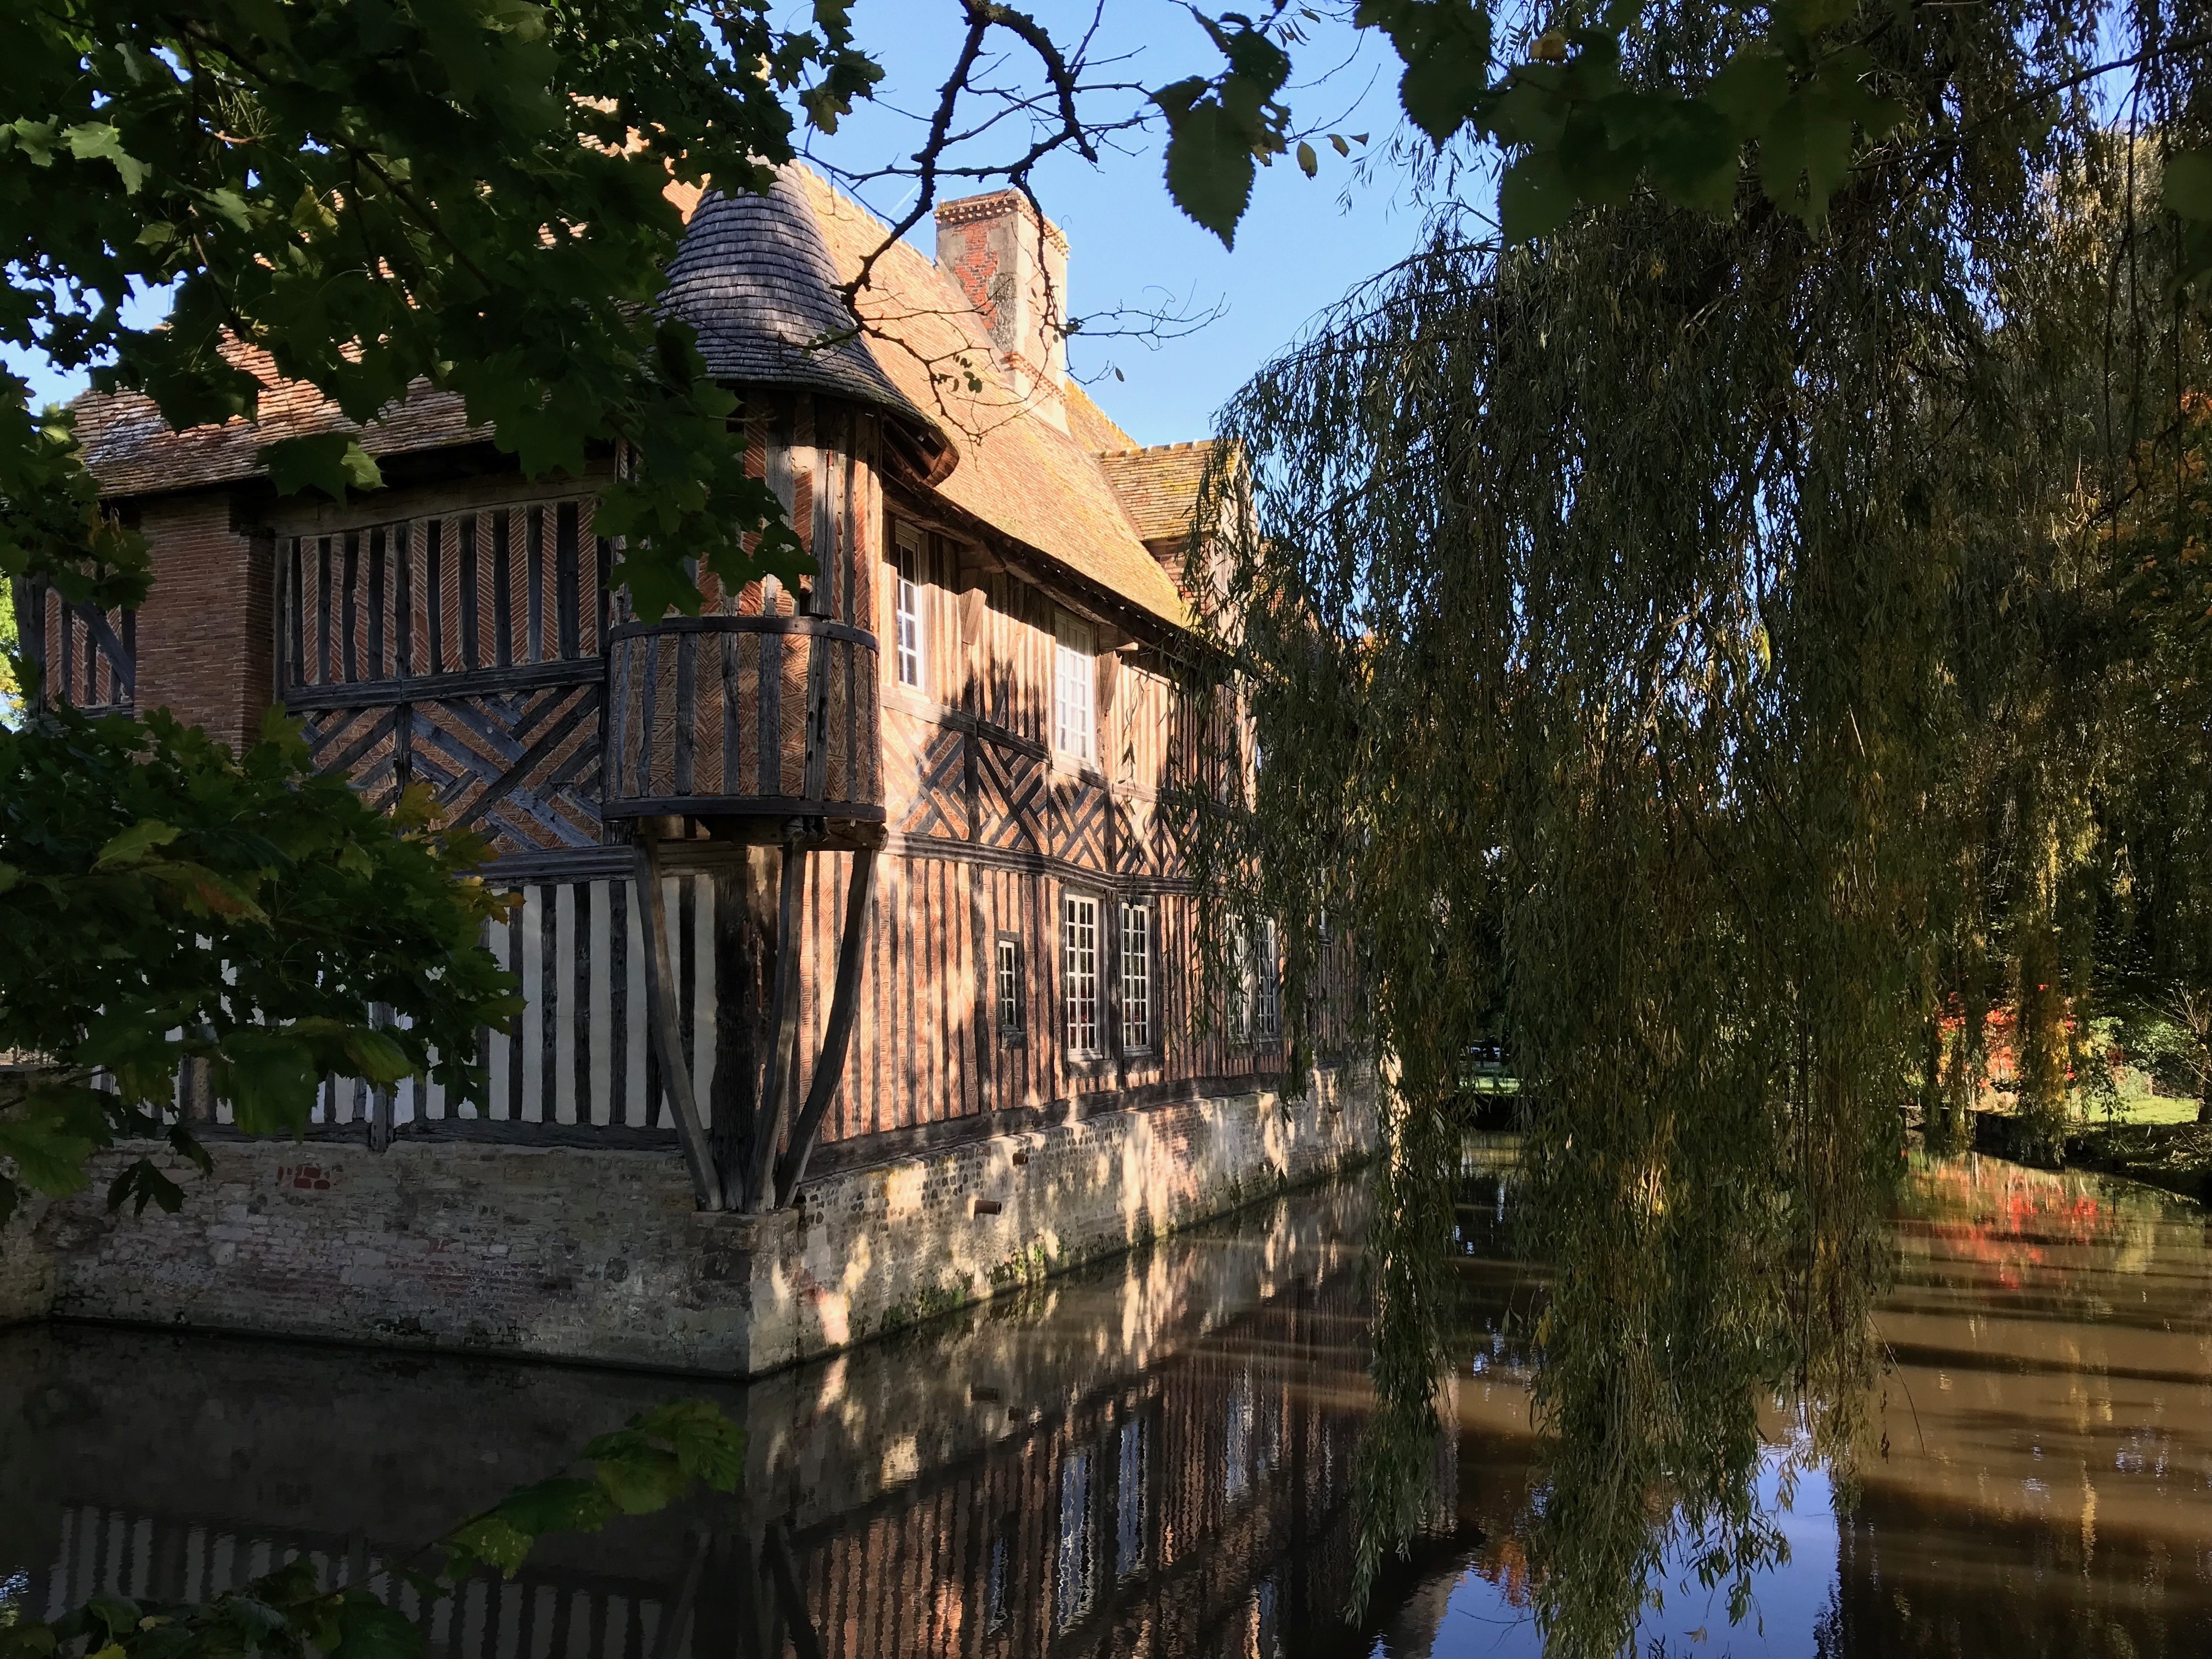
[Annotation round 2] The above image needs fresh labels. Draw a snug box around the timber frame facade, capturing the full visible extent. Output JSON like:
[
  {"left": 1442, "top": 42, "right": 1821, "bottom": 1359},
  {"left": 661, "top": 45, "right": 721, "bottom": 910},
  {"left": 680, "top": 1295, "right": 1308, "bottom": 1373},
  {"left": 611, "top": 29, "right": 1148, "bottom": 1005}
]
[{"left": 25, "top": 169, "right": 1344, "bottom": 1217}]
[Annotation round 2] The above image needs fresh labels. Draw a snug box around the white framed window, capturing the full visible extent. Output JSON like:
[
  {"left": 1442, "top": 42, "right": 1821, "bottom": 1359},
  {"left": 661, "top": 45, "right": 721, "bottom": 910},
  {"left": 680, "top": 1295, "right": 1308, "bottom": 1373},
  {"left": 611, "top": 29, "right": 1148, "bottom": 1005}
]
[
  {"left": 1063, "top": 893, "right": 1099, "bottom": 1056},
  {"left": 1231, "top": 926, "right": 1251, "bottom": 1042},
  {"left": 1054, "top": 610, "right": 1095, "bottom": 761},
  {"left": 1233, "top": 917, "right": 1280, "bottom": 1043},
  {"left": 1252, "top": 917, "right": 1280, "bottom": 1040},
  {"left": 996, "top": 933, "right": 1024, "bottom": 1038},
  {"left": 1121, "top": 901, "right": 1152, "bottom": 1053},
  {"left": 893, "top": 521, "right": 925, "bottom": 689}
]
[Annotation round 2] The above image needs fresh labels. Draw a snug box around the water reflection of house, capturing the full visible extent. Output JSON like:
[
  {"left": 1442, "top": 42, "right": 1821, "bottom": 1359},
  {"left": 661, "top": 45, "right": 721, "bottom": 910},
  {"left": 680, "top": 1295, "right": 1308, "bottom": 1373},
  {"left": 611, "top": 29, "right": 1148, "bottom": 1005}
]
[
  {"left": 10, "top": 169, "right": 1372, "bottom": 1370},
  {"left": 0, "top": 1189, "right": 1455, "bottom": 1659}
]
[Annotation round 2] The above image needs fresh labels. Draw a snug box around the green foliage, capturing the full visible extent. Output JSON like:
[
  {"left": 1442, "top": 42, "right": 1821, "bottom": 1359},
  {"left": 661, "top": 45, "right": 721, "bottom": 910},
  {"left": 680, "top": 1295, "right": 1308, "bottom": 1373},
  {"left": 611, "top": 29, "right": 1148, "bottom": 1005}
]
[
  {"left": 1156, "top": 1, "right": 2208, "bottom": 286},
  {"left": 0, "top": 578, "right": 15, "bottom": 712},
  {"left": 1344, "top": 1089, "right": 1462, "bottom": 1612},
  {"left": 0, "top": 1, "right": 884, "bottom": 620},
  {"left": 1154, "top": 12, "right": 1295, "bottom": 248},
  {"left": 0, "top": 1401, "right": 743, "bottom": 1659},
  {"left": 0, "top": 703, "right": 521, "bottom": 1222},
  {"left": 1184, "top": 1, "right": 2205, "bottom": 1647}
]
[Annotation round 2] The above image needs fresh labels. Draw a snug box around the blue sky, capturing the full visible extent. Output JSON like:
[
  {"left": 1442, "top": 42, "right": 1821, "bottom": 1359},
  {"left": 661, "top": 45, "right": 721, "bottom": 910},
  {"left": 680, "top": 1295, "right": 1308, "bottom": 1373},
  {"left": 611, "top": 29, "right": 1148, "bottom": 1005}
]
[
  {"left": 794, "top": 4, "right": 1438, "bottom": 445},
  {"left": 5, "top": 5, "right": 1437, "bottom": 449}
]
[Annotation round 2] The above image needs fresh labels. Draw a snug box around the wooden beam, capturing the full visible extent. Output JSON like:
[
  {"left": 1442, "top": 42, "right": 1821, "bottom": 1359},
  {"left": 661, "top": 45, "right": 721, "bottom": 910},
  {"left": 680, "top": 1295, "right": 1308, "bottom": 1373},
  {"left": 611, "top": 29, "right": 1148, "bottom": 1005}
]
[
  {"left": 763, "top": 1521, "right": 825, "bottom": 1659},
  {"left": 744, "top": 842, "right": 808, "bottom": 1212},
  {"left": 775, "top": 845, "right": 878, "bottom": 1205},
  {"left": 633, "top": 838, "right": 725, "bottom": 1211},
  {"left": 710, "top": 853, "right": 765, "bottom": 1198}
]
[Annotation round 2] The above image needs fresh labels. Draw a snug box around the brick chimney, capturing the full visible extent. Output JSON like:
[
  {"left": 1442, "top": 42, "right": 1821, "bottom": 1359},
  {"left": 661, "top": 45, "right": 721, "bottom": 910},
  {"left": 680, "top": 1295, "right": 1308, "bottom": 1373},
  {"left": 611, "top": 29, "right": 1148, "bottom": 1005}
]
[{"left": 934, "top": 189, "right": 1070, "bottom": 431}]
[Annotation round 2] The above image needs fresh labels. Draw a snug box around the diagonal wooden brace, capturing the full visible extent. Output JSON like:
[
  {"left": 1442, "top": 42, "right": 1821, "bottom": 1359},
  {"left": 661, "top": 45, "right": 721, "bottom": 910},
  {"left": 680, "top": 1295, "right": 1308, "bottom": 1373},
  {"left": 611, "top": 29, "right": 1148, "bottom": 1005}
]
[
  {"left": 633, "top": 836, "right": 725, "bottom": 1211},
  {"left": 774, "top": 845, "right": 878, "bottom": 1207}
]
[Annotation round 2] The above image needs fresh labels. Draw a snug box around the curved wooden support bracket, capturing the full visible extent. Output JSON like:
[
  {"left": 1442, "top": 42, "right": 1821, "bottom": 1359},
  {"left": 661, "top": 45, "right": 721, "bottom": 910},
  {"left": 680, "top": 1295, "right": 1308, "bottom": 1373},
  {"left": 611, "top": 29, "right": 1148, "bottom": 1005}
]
[
  {"left": 633, "top": 838, "right": 724, "bottom": 1212},
  {"left": 774, "top": 845, "right": 878, "bottom": 1207}
]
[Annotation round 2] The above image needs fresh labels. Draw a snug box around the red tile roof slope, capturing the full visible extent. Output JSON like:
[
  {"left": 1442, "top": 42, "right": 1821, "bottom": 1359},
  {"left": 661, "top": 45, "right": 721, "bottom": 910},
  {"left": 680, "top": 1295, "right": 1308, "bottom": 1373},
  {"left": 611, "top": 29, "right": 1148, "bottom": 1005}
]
[
  {"left": 1093, "top": 441, "right": 1216, "bottom": 554},
  {"left": 71, "top": 341, "right": 481, "bottom": 502},
  {"left": 71, "top": 167, "right": 1192, "bottom": 630},
  {"left": 793, "top": 170, "right": 1188, "bottom": 629}
]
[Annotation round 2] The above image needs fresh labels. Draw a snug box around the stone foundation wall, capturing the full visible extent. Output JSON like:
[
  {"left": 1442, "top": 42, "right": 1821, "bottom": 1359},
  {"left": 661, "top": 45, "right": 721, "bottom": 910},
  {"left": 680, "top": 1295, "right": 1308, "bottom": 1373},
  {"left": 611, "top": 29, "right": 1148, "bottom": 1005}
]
[
  {"left": 0, "top": 1200, "right": 56, "bottom": 1327},
  {"left": 7, "top": 1066, "right": 1375, "bottom": 1375}
]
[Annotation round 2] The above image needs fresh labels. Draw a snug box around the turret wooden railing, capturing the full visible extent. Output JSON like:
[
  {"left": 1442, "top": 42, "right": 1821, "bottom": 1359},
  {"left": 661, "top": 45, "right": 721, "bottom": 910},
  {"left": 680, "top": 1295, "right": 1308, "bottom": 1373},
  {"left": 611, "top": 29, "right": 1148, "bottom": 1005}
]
[
  {"left": 601, "top": 613, "right": 880, "bottom": 822},
  {"left": 601, "top": 397, "right": 887, "bottom": 1214}
]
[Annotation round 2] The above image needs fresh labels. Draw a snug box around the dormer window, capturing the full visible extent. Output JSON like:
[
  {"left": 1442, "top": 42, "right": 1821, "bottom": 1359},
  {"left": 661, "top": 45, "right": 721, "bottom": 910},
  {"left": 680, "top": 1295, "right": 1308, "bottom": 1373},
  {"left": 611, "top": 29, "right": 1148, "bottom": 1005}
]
[
  {"left": 1054, "top": 610, "right": 1094, "bottom": 762},
  {"left": 894, "top": 521, "right": 926, "bottom": 690}
]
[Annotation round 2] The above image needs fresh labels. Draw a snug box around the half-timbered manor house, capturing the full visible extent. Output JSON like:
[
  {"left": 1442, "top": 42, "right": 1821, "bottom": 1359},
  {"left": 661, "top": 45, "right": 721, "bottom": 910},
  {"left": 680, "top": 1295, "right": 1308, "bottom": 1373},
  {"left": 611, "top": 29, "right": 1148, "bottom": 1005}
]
[{"left": 10, "top": 168, "right": 1374, "bottom": 1372}]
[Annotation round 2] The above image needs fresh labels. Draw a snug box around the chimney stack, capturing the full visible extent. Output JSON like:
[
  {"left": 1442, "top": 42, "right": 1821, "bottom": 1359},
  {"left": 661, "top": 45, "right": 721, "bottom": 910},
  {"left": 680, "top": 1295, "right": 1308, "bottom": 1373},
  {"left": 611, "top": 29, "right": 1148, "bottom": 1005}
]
[{"left": 934, "top": 190, "right": 1070, "bottom": 431}]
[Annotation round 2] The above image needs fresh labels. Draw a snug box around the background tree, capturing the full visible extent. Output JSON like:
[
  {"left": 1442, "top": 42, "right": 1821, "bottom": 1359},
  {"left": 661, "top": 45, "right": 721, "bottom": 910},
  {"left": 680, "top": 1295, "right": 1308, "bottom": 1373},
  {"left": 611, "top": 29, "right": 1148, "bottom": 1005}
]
[{"left": 1183, "top": 0, "right": 2207, "bottom": 1643}]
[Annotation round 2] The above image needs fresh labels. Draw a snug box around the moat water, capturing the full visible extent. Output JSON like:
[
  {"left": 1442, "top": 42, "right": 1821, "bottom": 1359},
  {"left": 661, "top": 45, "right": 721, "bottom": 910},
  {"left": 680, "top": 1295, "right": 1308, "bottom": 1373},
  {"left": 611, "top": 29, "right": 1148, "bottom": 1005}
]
[{"left": 3, "top": 1154, "right": 2209, "bottom": 1657}]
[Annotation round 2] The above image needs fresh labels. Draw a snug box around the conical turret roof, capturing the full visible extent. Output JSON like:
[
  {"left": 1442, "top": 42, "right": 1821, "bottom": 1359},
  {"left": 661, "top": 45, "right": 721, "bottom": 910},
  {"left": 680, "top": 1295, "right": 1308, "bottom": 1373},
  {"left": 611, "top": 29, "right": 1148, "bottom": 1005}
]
[{"left": 663, "top": 170, "right": 940, "bottom": 442}]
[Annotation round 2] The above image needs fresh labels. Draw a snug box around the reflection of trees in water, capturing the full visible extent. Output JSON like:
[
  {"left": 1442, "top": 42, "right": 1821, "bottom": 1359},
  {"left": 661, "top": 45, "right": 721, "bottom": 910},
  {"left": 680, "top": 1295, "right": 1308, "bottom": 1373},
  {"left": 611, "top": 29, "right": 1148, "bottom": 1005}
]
[
  {"left": 1818, "top": 1445, "right": 2212, "bottom": 1659},
  {"left": 1365, "top": 1148, "right": 2212, "bottom": 1659},
  {"left": 1359, "top": 1104, "right": 1894, "bottom": 1658},
  {"left": 19, "top": 1162, "right": 2205, "bottom": 1658},
  {"left": 1897, "top": 1153, "right": 2172, "bottom": 1285}
]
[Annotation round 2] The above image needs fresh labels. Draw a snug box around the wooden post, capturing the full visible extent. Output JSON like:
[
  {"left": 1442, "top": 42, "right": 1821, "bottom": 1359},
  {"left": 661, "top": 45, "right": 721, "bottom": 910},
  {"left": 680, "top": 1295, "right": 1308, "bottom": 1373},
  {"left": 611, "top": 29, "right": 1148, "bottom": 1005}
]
[
  {"left": 775, "top": 844, "right": 878, "bottom": 1205},
  {"left": 634, "top": 836, "right": 725, "bottom": 1211},
  {"left": 710, "top": 851, "right": 765, "bottom": 1201},
  {"left": 368, "top": 1003, "right": 394, "bottom": 1153},
  {"left": 762, "top": 1521, "right": 824, "bottom": 1659},
  {"left": 744, "top": 843, "right": 808, "bottom": 1211}
]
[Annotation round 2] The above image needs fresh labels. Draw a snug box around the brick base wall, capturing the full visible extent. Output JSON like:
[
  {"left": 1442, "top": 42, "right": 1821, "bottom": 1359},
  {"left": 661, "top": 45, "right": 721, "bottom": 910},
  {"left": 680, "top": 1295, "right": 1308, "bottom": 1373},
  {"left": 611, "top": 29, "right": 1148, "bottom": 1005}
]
[{"left": 7, "top": 1067, "right": 1376, "bottom": 1375}]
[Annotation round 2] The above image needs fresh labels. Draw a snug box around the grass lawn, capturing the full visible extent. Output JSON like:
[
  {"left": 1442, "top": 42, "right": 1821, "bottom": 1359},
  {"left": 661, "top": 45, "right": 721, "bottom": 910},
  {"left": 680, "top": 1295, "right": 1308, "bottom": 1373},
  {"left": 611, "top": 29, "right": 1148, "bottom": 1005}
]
[
  {"left": 2100, "top": 1093, "right": 2204, "bottom": 1125},
  {"left": 1971, "top": 1063, "right": 2201, "bottom": 1126}
]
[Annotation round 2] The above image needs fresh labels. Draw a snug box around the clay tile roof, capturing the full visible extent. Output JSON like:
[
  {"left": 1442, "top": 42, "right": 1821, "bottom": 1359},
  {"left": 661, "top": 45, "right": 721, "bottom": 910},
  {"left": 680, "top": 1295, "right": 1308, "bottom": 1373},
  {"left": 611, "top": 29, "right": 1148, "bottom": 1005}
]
[
  {"left": 1064, "top": 380, "right": 1139, "bottom": 454},
  {"left": 661, "top": 171, "right": 935, "bottom": 436},
  {"left": 71, "top": 340, "right": 481, "bottom": 501},
  {"left": 1092, "top": 441, "right": 1217, "bottom": 552},
  {"left": 70, "top": 164, "right": 1195, "bottom": 634},
  {"left": 791, "top": 168, "right": 1190, "bottom": 631}
]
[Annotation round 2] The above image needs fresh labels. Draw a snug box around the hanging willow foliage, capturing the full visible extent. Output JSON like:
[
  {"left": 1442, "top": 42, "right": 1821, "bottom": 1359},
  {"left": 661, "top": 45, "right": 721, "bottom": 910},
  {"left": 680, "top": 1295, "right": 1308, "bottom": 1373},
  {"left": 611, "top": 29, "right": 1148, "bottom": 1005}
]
[{"left": 1183, "top": 0, "right": 2208, "bottom": 1647}]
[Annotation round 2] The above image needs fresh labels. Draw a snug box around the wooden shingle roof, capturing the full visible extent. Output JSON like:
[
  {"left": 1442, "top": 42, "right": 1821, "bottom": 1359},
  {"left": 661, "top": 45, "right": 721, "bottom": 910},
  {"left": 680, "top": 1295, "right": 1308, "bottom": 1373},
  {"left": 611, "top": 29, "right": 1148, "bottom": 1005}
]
[{"left": 662, "top": 173, "right": 935, "bottom": 434}]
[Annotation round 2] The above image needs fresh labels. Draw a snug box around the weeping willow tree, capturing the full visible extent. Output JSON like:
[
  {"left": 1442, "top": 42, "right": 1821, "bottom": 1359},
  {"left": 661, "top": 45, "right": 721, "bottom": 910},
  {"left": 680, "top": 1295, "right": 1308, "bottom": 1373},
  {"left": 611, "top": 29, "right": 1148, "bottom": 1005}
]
[{"left": 1183, "top": 0, "right": 2208, "bottom": 1648}]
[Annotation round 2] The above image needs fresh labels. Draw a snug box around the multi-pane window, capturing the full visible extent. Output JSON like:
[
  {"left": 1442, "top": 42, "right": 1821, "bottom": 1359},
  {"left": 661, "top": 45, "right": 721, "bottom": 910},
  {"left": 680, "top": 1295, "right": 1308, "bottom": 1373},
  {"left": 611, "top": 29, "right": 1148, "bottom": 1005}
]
[
  {"left": 893, "top": 522, "right": 925, "bottom": 689},
  {"left": 1063, "top": 894, "right": 1099, "bottom": 1055},
  {"left": 1232, "top": 926, "right": 1252, "bottom": 1042},
  {"left": 1252, "top": 917, "right": 1281, "bottom": 1040},
  {"left": 1233, "top": 918, "right": 1280, "bottom": 1043},
  {"left": 996, "top": 933, "right": 1024, "bottom": 1038},
  {"left": 1121, "top": 902, "right": 1152, "bottom": 1053},
  {"left": 1054, "top": 610, "right": 1095, "bottom": 761}
]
